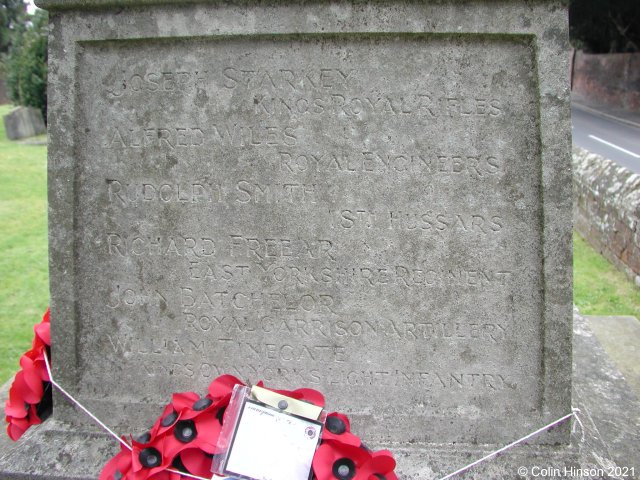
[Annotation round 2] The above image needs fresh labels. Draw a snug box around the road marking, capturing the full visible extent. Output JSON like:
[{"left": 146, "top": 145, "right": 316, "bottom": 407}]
[{"left": 588, "top": 134, "right": 640, "bottom": 158}]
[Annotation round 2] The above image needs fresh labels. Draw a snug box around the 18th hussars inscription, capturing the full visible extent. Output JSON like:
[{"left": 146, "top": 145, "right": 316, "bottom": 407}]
[{"left": 76, "top": 35, "right": 541, "bottom": 442}]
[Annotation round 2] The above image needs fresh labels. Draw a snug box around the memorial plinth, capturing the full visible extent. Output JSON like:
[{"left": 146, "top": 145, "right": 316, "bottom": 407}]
[{"left": 1, "top": 1, "right": 576, "bottom": 478}]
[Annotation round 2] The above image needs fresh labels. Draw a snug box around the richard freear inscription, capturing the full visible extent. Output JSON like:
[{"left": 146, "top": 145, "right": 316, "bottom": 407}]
[{"left": 74, "top": 34, "right": 544, "bottom": 443}]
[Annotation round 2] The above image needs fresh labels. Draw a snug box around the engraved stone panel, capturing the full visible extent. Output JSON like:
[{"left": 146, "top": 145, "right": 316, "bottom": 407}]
[{"left": 73, "top": 34, "right": 544, "bottom": 443}]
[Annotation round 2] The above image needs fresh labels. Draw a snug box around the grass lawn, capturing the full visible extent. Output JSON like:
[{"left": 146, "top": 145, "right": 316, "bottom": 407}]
[
  {"left": 573, "top": 233, "right": 640, "bottom": 317},
  {"left": 0, "top": 101, "right": 639, "bottom": 385},
  {"left": 0, "top": 104, "right": 49, "bottom": 385}
]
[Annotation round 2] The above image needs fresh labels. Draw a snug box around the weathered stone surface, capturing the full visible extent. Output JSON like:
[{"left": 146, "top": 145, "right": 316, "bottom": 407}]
[
  {"left": 570, "top": 312, "right": 640, "bottom": 479},
  {"left": 2, "top": 314, "right": 637, "bottom": 479},
  {"left": 2, "top": 106, "right": 45, "bottom": 140},
  {"left": 7, "top": 0, "right": 573, "bottom": 473},
  {"left": 585, "top": 315, "right": 640, "bottom": 398}
]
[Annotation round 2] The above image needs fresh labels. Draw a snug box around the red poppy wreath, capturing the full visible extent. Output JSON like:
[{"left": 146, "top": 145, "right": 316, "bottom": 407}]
[
  {"left": 4, "top": 309, "right": 52, "bottom": 441},
  {"left": 5, "top": 309, "right": 398, "bottom": 480}
]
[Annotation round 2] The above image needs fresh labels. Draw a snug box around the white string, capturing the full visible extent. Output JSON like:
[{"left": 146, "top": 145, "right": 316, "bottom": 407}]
[
  {"left": 44, "top": 354, "right": 216, "bottom": 479},
  {"left": 43, "top": 354, "right": 132, "bottom": 451},
  {"left": 44, "top": 354, "right": 583, "bottom": 480},
  {"left": 571, "top": 408, "right": 585, "bottom": 442},
  {"left": 437, "top": 408, "right": 582, "bottom": 480}
]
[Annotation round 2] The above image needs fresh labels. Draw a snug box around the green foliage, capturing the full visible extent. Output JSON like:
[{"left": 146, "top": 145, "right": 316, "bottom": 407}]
[
  {"left": 570, "top": 0, "right": 640, "bottom": 53},
  {"left": 5, "top": 9, "right": 47, "bottom": 118},
  {"left": 0, "top": 104, "right": 48, "bottom": 384},
  {"left": 0, "top": 0, "right": 26, "bottom": 56}
]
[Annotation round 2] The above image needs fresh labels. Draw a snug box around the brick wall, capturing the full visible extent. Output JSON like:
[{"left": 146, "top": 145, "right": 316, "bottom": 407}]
[
  {"left": 572, "top": 51, "right": 640, "bottom": 112},
  {"left": 573, "top": 147, "right": 640, "bottom": 284}
]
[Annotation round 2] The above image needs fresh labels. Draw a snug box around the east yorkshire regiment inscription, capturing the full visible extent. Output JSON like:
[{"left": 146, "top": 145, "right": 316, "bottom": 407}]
[{"left": 76, "top": 35, "right": 541, "bottom": 441}]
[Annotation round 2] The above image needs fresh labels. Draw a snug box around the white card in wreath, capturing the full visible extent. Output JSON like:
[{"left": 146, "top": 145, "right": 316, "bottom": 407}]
[{"left": 222, "top": 399, "right": 322, "bottom": 480}]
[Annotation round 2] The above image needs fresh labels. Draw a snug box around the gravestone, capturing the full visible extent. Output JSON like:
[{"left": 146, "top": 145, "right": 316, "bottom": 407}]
[
  {"left": 3, "top": 0, "right": 573, "bottom": 477},
  {"left": 3, "top": 106, "right": 46, "bottom": 140}
]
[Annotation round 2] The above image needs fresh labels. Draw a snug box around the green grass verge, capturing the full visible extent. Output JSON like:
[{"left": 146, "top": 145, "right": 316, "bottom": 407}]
[
  {"left": 0, "top": 101, "right": 639, "bottom": 386},
  {"left": 573, "top": 233, "right": 640, "bottom": 317},
  {"left": 0, "top": 104, "right": 49, "bottom": 385}
]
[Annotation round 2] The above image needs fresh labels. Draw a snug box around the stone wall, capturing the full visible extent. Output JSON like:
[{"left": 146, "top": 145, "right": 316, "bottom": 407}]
[
  {"left": 572, "top": 51, "right": 640, "bottom": 112},
  {"left": 573, "top": 146, "right": 640, "bottom": 283}
]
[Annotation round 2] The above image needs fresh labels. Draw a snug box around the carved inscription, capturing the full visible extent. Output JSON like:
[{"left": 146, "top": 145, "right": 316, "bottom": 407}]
[
  {"left": 107, "top": 180, "right": 223, "bottom": 205},
  {"left": 273, "top": 151, "right": 504, "bottom": 176},
  {"left": 180, "top": 288, "right": 337, "bottom": 314},
  {"left": 107, "top": 234, "right": 216, "bottom": 257},
  {"left": 252, "top": 93, "right": 503, "bottom": 118},
  {"left": 185, "top": 262, "right": 513, "bottom": 288},
  {"left": 178, "top": 314, "right": 510, "bottom": 342},
  {"left": 329, "top": 210, "right": 504, "bottom": 233},
  {"left": 77, "top": 35, "right": 543, "bottom": 437},
  {"left": 222, "top": 67, "right": 355, "bottom": 90},
  {"left": 106, "top": 70, "right": 211, "bottom": 97},
  {"left": 104, "top": 127, "right": 205, "bottom": 148},
  {"left": 105, "top": 66, "right": 505, "bottom": 119},
  {"left": 227, "top": 235, "right": 335, "bottom": 261},
  {"left": 132, "top": 357, "right": 512, "bottom": 391},
  {"left": 107, "top": 179, "right": 322, "bottom": 205},
  {"left": 189, "top": 261, "right": 512, "bottom": 286}
]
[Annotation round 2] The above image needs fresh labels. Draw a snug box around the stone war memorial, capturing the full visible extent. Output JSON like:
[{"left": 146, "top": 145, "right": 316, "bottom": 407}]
[{"left": 2, "top": 0, "right": 603, "bottom": 478}]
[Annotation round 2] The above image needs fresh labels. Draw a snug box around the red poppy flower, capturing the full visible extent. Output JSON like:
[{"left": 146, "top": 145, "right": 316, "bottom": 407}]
[
  {"left": 18, "top": 349, "right": 49, "bottom": 402},
  {"left": 173, "top": 392, "right": 221, "bottom": 421},
  {"left": 204, "top": 374, "right": 250, "bottom": 429},
  {"left": 321, "top": 413, "right": 361, "bottom": 447},
  {"left": 131, "top": 435, "right": 174, "bottom": 480},
  {"left": 5, "top": 376, "right": 30, "bottom": 438},
  {"left": 152, "top": 393, "right": 223, "bottom": 442},
  {"left": 313, "top": 441, "right": 372, "bottom": 480},
  {"left": 98, "top": 441, "right": 133, "bottom": 480},
  {"left": 104, "top": 388, "right": 226, "bottom": 479},
  {"left": 169, "top": 392, "right": 200, "bottom": 415},
  {"left": 177, "top": 448, "right": 214, "bottom": 478},
  {"left": 6, "top": 372, "right": 31, "bottom": 414},
  {"left": 5, "top": 364, "right": 51, "bottom": 441},
  {"left": 163, "top": 412, "right": 222, "bottom": 458},
  {"left": 143, "top": 468, "right": 184, "bottom": 480},
  {"left": 150, "top": 403, "right": 182, "bottom": 438},
  {"left": 313, "top": 441, "right": 397, "bottom": 480},
  {"left": 152, "top": 390, "right": 216, "bottom": 438},
  {"left": 356, "top": 450, "right": 398, "bottom": 480},
  {"left": 5, "top": 403, "right": 42, "bottom": 441},
  {"left": 5, "top": 416, "right": 29, "bottom": 442},
  {"left": 99, "top": 435, "right": 193, "bottom": 480},
  {"left": 4, "top": 309, "right": 53, "bottom": 442},
  {"left": 32, "top": 309, "right": 51, "bottom": 350},
  {"left": 207, "top": 374, "right": 245, "bottom": 403}
]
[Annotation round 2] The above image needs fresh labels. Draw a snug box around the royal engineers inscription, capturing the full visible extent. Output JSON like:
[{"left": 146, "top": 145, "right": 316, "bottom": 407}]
[{"left": 71, "top": 34, "right": 547, "bottom": 444}]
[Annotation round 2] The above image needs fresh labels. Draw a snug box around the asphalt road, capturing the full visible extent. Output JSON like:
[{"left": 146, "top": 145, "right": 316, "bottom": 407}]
[{"left": 572, "top": 104, "right": 640, "bottom": 173}]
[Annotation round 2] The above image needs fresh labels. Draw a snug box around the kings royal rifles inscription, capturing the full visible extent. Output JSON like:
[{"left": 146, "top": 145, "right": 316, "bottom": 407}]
[{"left": 76, "top": 35, "right": 542, "bottom": 443}]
